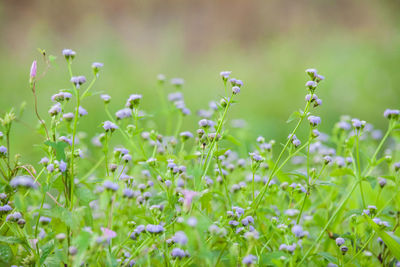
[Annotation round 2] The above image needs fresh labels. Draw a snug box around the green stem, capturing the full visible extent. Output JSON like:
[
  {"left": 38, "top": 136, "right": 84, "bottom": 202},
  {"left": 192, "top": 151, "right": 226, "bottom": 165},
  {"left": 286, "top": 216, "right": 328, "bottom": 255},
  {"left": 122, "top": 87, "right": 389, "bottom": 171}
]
[
  {"left": 299, "top": 181, "right": 359, "bottom": 265},
  {"left": 201, "top": 96, "right": 233, "bottom": 180}
]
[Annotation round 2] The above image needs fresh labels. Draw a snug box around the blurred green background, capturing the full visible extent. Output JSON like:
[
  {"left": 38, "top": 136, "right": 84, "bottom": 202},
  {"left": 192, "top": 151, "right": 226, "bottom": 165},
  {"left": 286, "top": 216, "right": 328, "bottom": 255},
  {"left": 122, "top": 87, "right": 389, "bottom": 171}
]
[{"left": 0, "top": 0, "right": 399, "bottom": 162}]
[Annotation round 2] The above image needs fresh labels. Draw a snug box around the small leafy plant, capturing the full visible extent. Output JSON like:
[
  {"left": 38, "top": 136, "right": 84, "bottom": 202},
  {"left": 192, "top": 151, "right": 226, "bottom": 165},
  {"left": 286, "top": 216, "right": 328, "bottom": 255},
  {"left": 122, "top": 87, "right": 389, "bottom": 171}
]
[{"left": 0, "top": 50, "right": 399, "bottom": 266}]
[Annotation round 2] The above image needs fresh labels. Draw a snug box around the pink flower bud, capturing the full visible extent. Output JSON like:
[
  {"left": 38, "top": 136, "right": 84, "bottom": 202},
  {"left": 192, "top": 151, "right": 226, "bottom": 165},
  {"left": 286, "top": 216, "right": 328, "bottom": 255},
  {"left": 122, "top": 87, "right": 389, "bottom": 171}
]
[{"left": 30, "top": 60, "right": 37, "bottom": 78}]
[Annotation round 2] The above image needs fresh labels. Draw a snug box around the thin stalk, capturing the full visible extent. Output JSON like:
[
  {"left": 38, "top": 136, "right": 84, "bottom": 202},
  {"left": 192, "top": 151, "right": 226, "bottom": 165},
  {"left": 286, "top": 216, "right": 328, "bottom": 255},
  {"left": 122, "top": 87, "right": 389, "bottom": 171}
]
[
  {"left": 201, "top": 96, "right": 233, "bottom": 179},
  {"left": 299, "top": 181, "right": 359, "bottom": 265}
]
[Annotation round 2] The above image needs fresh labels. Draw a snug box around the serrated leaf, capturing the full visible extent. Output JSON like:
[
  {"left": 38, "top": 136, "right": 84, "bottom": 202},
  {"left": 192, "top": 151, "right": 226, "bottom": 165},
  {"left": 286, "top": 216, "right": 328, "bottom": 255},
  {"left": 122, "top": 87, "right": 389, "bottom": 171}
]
[
  {"left": 44, "top": 141, "right": 68, "bottom": 161},
  {"left": 75, "top": 186, "right": 96, "bottom": 205},
  {"left": 330, "top": 168, "right": 355, "bottom": 177},
  {"left": 200, "top": 191, "right": 213, "bottom": 213},
  {"left": 365, "top": 215, "right": 400, "bottom": 259},
  {"left": 317, "top": 252, "right": 338, "bottom": 264},
  {"left": 225, "top": 134, "right": 241, "bottom": 146},
  {"left": 365, "top": 176, "right": 377, "bottom": 189},
  {"left": 40, "top": 240, "right": 55, "bottom": 265},
  {"left": 0, "top": 236, "right": 24, "bottom": 245},
  {"left": 0, "top": 244, "right": 13, "bottom": 263},
  {"left": 286, "top": 111, "right": 301, "bottom": 123}
]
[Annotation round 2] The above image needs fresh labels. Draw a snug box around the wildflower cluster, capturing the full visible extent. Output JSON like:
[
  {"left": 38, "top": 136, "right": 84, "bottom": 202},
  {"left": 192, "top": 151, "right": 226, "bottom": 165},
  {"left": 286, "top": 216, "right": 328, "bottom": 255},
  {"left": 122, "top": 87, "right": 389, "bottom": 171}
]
[{"left": 0, "top": 51, "right": 398, "bottom": 266}]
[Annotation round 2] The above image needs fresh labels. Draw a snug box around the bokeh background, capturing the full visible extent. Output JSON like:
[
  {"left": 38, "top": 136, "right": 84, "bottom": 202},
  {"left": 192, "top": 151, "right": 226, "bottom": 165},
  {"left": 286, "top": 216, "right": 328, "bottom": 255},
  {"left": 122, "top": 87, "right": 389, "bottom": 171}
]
[{"left": 0, "top": 0, "right": 399, "bottom": 162}]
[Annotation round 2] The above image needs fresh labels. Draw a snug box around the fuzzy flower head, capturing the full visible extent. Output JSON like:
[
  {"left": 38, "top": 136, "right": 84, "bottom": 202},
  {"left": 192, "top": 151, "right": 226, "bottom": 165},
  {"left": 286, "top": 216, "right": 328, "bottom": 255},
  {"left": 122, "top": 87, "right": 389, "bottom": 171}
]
[
  {"left": 10, "top": 176, "right": 37, "bottom": 189},
  {"left": 78, "top": 106, "right": 88, "bottom": 117},
  {"left": 48, "top": 103, "right": 62, "bottom": 116},
  {"left": 62, "top": 49, "right": 76, "bottom": 60},
  {"left": 0, "top": 146, "right": 7, "bottom": 157},
  {"left": 92, "top": 62, "right": 103, "bottom": 75},
  {"left": 351, "top": 118, "right": 366, "bottom": 130},
  {"left": 103, "top": 121, "right": 118, "bottom": 132},
  {"left": 242, "top": 255, "right": 257, "bottom": 266},
  {"left": 125, "top": 94, "right": 142, "bottom": 109},
  {"left": 180, "top": 131, "right": 193, "bottom": 141},
  {"left": 308, "top": 115, "right": 321, "bottom": 127},
  {"left": 70, "top": 76, "right": 86, "bottom": 88},
  {"left": 232, "top": 86, "right": 240, "bottom": 95},
  {"left": 171, "top": 78, "right": 184, "bottom": 87},
  {"left": 383, "top": 109, "right": 399, "bottom": 120},
  {"left": 100, "top": 94, "right": 111, "bottom": 103},
  {"left": 220, "top": 71, "right": 232, "bottom": 81}
]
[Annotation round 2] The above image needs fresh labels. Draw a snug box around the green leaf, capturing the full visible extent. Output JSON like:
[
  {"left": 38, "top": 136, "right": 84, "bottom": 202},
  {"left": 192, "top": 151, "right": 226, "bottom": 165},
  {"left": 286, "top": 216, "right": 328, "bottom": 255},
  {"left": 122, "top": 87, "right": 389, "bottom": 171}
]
[
  {"left": 44, "top": 141, "right": 68, "bottom": 161},
  {"left": 215, "top": 148, "right": 229, "bottom": 157},
  {"left": 317, "top": 252, "right": 338, "bottom": 264},
  {"left": 286, "top": 111, "right": 301, "bottom": 124},
  {"left": 365, "top": 176, "right": 377, "bottom": 189},
  {"left": 0, "top": 244, "right": 13, "bottom": 264},
  {"left": 225, "top": 134, "right": 241, "bottom": 146},
  {"left": 365, "top": 215, "right": 400, "bottom": 259},
  {"left": 75, "top": 186, "right": 96, "bottom": 205},
  {"left": 0, "top": 236, "right": 24, "bottom": 245},
  {"left": 200, "top": 191, "right": 213, "bottom": 213},
  {"left": 40, "top": 240, "right": 55, "bottom": 265},
  {"left": 330, "top": 168, "right": 355, "bottom": 177},
  {"left": 74, "top": 230, "right": 92, "bottom": 267}
]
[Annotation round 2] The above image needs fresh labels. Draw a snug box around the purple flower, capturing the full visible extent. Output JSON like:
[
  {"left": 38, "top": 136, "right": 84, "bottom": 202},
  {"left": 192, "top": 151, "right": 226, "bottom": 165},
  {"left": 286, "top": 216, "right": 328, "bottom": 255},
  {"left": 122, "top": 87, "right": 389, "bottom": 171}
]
[
  {"left": 168, "top": 92, "right": 183, "bottom": 102},
  {"left": 62, "top": 49, "right": 76, "bottom": 60},
  {"left": 78, "top": 106, "right": 88, "bottom": 116},
  {"left": 122, "top": 154, "right": 132, "bottom": 162},
  {"left": 232, "top": 86, "right": 240, "bottom": 95},
  {"left": 63, "top": 112, "right": 74, "bottom": 122},
  {"left": 70, "top": 76, "right": 86, "bottom": 88},
  {"left": 103, "top": 180, "right": 119, "bottom": 192},
  {"left": 171, "top": 78, "right": 184, "bottom": 86},
  {"left": 336, "top": 237, "right": 345, "bottom": 246},
  {"left": 181, "top": 190, "right": 198, "bottom": 210},
  {"left": 338, "top": 121, "right": 351, "bottom": 130},
  {"left": 123, "top": 188, "right": 134, "bottom": 198},
  {"left": 48, "top": 103, "right": 62, "bottom": 116},
  {"left": 39, "top": 216, "right": 51, "bottom": 225},
  {"left": 394, "top": 162, "right": 400, "bottom": 172},
  {"left": 30, "top": 60, "right": 37, "bottom": 79},
  {"left": 249, "top": 152, "right": 264, "bottom": 162},
  {"left": 172, "top": 231, "right": 188, "bottom": 245},
  {"left": 103, "top": 121, "right": 118, "bottom": 132},
  {"left": 39, "top": 157, "right": 49, "bottom": 165},
  {"left": 125, "top": 94, "right": 142, "bottom": 108},
  {"left": 171, "top": 248, "right": 186, "bottom": 259},
  {"left": 146, "top": 224, "right": 164, "bottom": 234},
  {"left": 92, "top": 62, "right": 104, "bottom": 73},
  {"left": 292, "top": 225, "right": 306, "bottom": 238},
  {"left": 101, "top": 227, "right": 117, "bottom": 241},
  {"left": 305, "top": 68, "right": 318, "bottom": 79},
  {"left": 308, "top": 115, "right": 321, "bottom": 126},
  {"left": 0, "top": 204, "right": 12, "bottom": 213},
  {"left": 100, "top": 94, "right": 111, "bottom": 103},
  {"left": 220, "top": 71, "right": 232, "bottom": 81},
  {"left": 59, "top": 136, "right": 72, "bottom": 146},
  {"left": 351, "top": 118, "right": 366, "bottom": 129},
  {"left": 242, "top": 255, "right": 257, "bottom": 265},
  {"left": 180, "top": 131, "right": 193, "bottom": 141},
  {"left": 47, "top": 164, "right": 55, "bottom": 173},
  {"left": 0, "top": 146, "right": 7, "bottom": 156},
  {"left": 115, "top": 108, "right": 132, "bottom": 120},
  {"left": 59, "top": 160, "right": 67, "bottom": 172},
  {"left": 10, "top": 176, "right": 37, "bottom": 189},
  {"left": 383, "top": 109, "right": 400, "bottom": 120},
  {"left": 305, "top": 81, "right": 317, "bottom": 89}
]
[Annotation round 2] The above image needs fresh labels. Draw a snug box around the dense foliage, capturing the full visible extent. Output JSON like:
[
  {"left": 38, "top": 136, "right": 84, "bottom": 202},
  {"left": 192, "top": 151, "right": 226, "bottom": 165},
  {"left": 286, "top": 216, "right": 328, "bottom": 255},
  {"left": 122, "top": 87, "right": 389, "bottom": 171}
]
[{"left": 0, "top": 50, "right": 399, "bottom": 266}]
